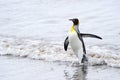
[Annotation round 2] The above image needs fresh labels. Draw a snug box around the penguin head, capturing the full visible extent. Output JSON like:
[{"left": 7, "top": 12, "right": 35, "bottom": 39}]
[{"left": 69, "top": 18, "right": 79, "bottom": 25}]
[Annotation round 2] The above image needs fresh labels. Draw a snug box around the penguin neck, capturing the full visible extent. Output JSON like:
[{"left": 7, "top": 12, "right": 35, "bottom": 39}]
[{"left": 74, "top": 25, "right": 80, "bottom": 33}]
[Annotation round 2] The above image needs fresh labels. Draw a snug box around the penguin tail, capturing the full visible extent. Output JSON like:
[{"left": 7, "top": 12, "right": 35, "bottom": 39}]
[{"left": 81, "top": 54, "right": 88, "bottom": 63}]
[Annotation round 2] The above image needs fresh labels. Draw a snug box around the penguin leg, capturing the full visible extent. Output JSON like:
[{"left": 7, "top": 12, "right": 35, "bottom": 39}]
[
  {"left": 81, "top": 54, "right": 88, "bottom": 63},
  {"left": 77, "top": 50, "right": 84, "bottom": 65}
]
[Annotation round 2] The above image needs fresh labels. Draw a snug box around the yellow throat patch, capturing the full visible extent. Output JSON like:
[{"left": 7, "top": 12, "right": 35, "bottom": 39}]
[{"left": 70, "top": 26, "right": 75, "bottom": 32}]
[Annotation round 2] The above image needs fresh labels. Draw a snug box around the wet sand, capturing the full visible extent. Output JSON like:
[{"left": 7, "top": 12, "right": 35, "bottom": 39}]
[{"left": 0, "top": 56, "right": 120, "bottom": 80}]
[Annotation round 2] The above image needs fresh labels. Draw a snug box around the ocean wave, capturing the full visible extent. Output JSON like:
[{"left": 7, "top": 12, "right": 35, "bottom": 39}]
[{"left": 0, "top": 36, "right": 120, "bottom": 68}]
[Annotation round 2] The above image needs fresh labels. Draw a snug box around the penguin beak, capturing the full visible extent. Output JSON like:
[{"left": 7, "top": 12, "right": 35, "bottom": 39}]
[
  {"left": 69, "top": 19, "right": 75, "bottom": 23},
  {"left": 69, "top": 19, "right": 73, "bottom": 21}
]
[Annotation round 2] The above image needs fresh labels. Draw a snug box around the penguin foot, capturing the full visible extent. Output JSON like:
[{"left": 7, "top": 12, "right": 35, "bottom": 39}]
[{"left": 81, "top": 54, "right": 88, "bottom": 63}]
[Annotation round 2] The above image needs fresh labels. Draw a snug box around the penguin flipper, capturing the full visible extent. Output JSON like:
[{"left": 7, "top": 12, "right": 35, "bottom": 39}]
[
  {"left": 64, "top": 36, "right": 69, "bottom": 51},
  {"left": 81, "top": 33, "right": 102, "bottom": 39}
]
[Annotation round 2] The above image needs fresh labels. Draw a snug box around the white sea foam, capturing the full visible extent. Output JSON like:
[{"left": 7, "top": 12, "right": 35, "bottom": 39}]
[{"left": 0, "top": 36, "right": 120, "bottom": 68}]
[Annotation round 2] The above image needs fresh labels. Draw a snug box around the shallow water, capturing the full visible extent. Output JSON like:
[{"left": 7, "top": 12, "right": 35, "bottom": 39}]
[{"left": 0, "top": 56, "right": 120, "bottom": 80}]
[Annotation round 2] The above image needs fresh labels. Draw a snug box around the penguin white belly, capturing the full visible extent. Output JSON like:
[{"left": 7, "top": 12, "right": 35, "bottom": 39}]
[{"left": 69, "top": 31, "right": 84, "bottom": 62}]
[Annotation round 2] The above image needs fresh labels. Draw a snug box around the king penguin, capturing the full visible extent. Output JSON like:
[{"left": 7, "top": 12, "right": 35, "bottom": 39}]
[{"left": 64, "top": 18, "right": 102, "bottom": 64}]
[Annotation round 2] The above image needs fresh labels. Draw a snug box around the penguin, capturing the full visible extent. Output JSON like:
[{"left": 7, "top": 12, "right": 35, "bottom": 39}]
[{"left": 64, "top": 18, "right": 102, "bottom": 64}]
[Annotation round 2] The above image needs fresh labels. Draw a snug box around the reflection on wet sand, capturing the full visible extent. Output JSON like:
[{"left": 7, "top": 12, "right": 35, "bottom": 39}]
[
  {"left": 64, "top": 65, "right": 88, "bottom": 80},
  {"left": 72, "top": 65, "right": 88, "bottom": 80}
]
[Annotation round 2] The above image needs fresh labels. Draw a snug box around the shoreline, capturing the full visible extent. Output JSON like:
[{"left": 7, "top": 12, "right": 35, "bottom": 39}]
[{"left": 0, "top": 56, "right": 120, "bottom": 80}]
